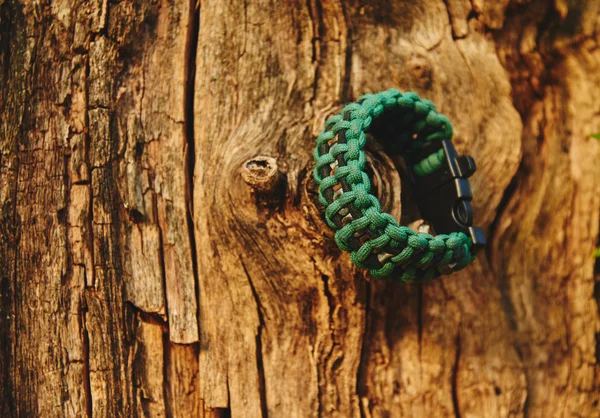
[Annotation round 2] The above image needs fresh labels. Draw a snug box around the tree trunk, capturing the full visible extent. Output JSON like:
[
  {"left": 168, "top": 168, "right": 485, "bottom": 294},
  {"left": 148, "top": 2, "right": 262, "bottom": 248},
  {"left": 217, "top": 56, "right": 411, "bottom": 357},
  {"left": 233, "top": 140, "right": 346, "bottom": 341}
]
[{"left": 1, "top": 0, "right": 599, "bottom": 417}]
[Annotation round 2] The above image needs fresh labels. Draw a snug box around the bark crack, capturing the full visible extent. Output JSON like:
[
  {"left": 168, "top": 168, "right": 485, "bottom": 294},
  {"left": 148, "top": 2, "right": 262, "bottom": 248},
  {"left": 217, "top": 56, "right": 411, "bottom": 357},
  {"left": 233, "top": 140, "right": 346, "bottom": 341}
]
[
  {"left": 154, "top": 192, "right": 171, "bottom": 415},
  {"left": 356, "top": 278, "right": 370, "bottom": 418},
  {"left": 153, "top": 194, "right": 169, "bottom": 321},
  {"left": 185, "top": 0, "right": 201, "bottom": 341},
  {"left": 440, "top": 0, "right": 459, "bottom": 40},
  {"left": 451, "top": 323, "right": 461, "bottom": 418},
  {"left": 319, "top": 272, "right": 337, "bottom": 415},
  {"left": 240, "top": 258, "right": 268, "bottom": 418},
  {"left": 81, "top": 298, "right": 93, "bottom": 418},
  {"left": 84, "top": 42, "right": 95, "bottom": 289},
  {"left": 339, "top": 0, "right": 352, "bottom": 103},
  {"left": 306, "top": 0, "right": 323, "bottom": 107},
  {"left": 80, "top": 14, "right": 95, "bottom": 417},
  {"left": 162, "top": 325, "right": 172, "bottom": 418}
]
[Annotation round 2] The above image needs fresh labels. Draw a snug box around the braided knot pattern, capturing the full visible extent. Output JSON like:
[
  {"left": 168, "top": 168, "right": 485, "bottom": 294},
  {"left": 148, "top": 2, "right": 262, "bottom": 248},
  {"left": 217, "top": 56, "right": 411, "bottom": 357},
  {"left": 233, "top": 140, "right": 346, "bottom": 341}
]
[{"left": 313, "top": 89, "right": 475, "bottom": 281}]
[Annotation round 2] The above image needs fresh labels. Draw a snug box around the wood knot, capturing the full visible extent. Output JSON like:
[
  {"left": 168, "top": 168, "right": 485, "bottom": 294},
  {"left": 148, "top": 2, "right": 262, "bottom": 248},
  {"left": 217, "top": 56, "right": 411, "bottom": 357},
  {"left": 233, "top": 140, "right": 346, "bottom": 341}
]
[{"left": 241, "top": 156, "right": 280, "bottom": 193}]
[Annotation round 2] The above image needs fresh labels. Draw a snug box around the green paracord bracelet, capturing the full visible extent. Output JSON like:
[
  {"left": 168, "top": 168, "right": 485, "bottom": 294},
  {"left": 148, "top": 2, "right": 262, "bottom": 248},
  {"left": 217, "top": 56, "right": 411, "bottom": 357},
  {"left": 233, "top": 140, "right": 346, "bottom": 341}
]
[{"left": 313, "top": 89, "right": 486, "bottom": 281}]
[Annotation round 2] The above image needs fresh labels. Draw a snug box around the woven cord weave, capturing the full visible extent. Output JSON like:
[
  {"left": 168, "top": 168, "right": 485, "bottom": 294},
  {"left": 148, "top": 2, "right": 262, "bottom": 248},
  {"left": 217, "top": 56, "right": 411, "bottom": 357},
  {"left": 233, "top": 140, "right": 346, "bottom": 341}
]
[{"left": 313, "top": 89, "right": 475, "bottom": 281}]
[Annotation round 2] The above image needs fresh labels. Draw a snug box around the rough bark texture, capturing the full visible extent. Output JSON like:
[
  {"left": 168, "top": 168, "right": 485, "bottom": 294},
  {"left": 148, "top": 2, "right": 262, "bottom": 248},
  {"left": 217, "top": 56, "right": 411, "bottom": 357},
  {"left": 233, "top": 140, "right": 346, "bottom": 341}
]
[{"left": 0, "top": 0, "right": 598, "bottom": 417}]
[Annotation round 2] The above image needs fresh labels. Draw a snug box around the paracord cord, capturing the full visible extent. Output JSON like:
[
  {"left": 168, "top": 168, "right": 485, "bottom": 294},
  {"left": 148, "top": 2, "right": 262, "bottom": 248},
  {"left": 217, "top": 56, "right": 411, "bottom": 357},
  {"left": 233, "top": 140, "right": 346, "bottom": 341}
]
[{"left": 313, "top": 89, "right": 475, "bottom": 281}]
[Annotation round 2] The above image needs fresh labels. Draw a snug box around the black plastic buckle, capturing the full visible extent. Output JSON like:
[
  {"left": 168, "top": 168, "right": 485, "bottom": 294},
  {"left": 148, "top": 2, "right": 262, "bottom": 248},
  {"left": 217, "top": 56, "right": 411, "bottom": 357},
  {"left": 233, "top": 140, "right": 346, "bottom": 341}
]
[{"left": 409, "top": 140, "right": 486, "bottom": 248}]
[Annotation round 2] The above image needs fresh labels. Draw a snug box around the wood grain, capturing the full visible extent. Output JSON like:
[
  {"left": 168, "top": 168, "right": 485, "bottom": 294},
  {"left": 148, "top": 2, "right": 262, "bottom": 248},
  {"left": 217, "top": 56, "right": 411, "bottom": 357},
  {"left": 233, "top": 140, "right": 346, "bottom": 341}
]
[{"left": 0, "top": 0, "right": 598, "bottom": 417}]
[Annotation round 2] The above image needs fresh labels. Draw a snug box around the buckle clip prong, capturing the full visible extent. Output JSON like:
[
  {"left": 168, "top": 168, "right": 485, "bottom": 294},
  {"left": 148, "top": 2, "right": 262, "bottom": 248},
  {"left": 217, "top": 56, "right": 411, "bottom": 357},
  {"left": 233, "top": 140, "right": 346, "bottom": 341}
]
[{"left": 409, "top": 139, "right": 486, "bottom": 248}]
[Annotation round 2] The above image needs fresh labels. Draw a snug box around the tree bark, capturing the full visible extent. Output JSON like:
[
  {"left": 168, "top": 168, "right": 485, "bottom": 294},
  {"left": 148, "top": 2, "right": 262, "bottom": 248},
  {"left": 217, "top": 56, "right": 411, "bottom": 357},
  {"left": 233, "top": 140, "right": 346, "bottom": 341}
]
[{"left": 0, "top": 0, "right": 599, "bottom": 417}]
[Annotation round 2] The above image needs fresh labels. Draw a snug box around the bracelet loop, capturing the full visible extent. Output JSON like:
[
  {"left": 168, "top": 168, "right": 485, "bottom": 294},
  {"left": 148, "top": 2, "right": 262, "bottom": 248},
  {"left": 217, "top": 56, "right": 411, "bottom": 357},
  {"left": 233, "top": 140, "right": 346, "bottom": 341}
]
[{"left": 313, "top": 89, "right": 485, "bottom": 281}]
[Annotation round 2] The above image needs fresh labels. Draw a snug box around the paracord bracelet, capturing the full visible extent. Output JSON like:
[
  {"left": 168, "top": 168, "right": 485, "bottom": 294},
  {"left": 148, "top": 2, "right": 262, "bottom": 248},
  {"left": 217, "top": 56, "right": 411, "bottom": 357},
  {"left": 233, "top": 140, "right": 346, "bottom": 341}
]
[{"left": 313, "top": 89, "right": 486, "bottom": 281}]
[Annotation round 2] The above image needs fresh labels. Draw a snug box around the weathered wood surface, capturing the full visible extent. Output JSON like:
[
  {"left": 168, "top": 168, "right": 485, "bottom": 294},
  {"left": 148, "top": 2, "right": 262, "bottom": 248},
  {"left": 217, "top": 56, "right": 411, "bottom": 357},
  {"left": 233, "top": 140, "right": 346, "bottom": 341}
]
[{"left": 0, "top": 0, "right": 598, "bottom": 417}]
